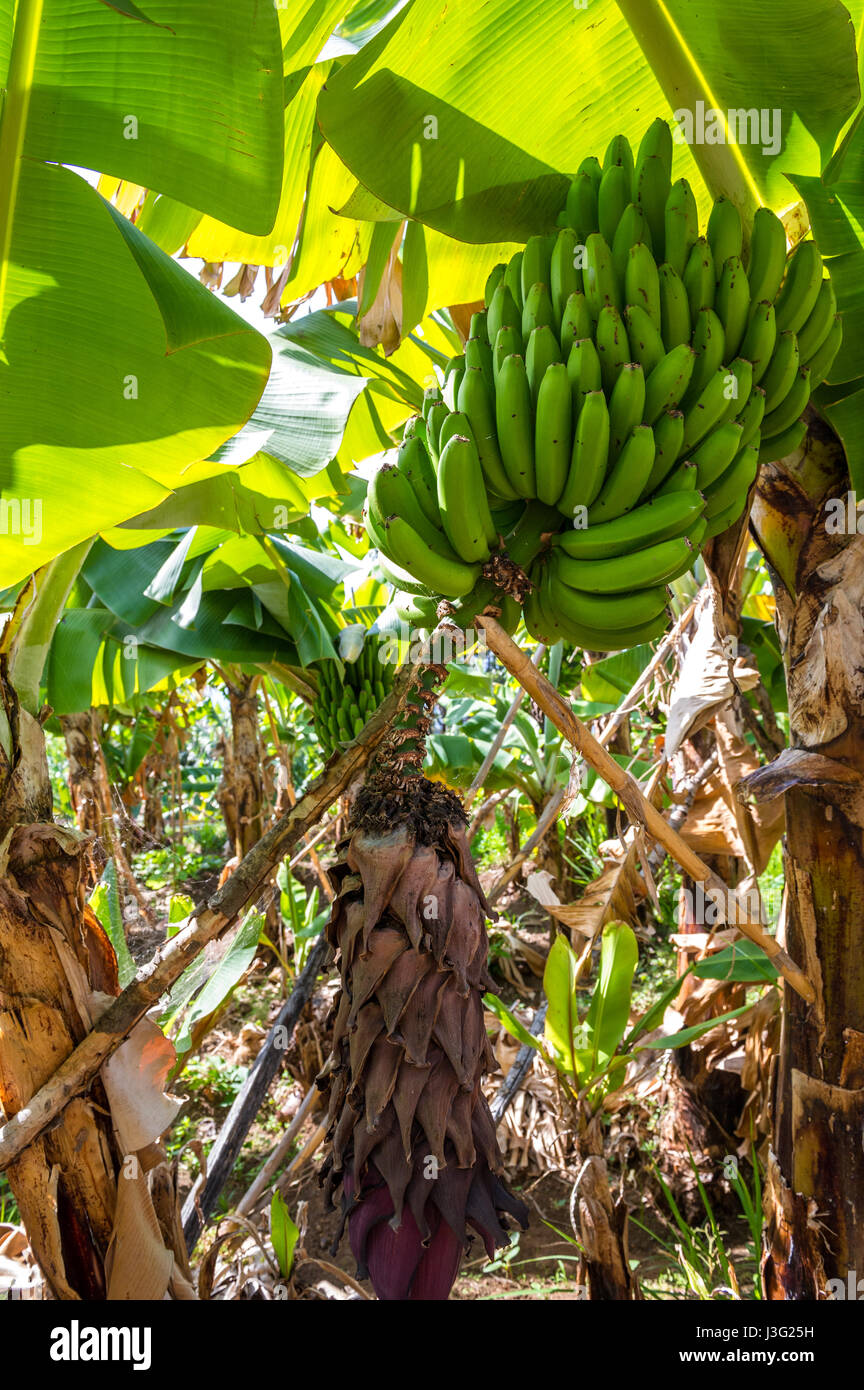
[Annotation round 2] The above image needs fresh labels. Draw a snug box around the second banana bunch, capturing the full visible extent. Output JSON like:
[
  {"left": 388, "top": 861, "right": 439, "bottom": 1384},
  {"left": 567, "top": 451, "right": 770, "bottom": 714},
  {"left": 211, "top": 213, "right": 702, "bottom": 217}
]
[{"left": 364, "top": 118, "right": 842, "bottom": 652}]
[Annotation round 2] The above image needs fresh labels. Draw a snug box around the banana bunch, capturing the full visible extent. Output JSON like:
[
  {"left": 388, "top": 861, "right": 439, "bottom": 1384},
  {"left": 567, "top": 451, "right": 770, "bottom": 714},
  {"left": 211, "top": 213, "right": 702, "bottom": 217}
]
[
  {"left": 313, "top": 641, "right": 393, "bottom": 757},
  {"left": 363, "top": 117, "right": 841, "bottom": 654}
]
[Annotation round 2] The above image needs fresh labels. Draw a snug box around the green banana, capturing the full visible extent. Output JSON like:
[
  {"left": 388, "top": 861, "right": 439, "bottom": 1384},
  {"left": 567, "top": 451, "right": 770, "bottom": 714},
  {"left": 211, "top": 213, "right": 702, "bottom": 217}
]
[
  {"left": 715, "top": 256, "right": 750, "bottom": 361},
  {"left": 681, "top": 363, "right": 743, "bottom": 452},
  {"left": 553, "top": 489, "right": 704, "bottom": 558},
  {"left": 493, "top": 324, "right": 522, "bottom": 382},
  {"left": 523, "top": 581, "right": 552, "bottom": 643},
  {"left": 643, "top": 343, "right": 695, "bottom": 423},
  {"left": 422, "top": 386, "right": 443, "bottom": 422},
  {"left": 603, "top": 132, "right": 635, "bottom": 185},
  {"left": 470, "top": 311, "right": 489, "bottom": 346},
  {"left": 484, "top": 262, "right": 506, "bottom": 309},
  {"left": 521, "top": 235, "right": 552, "bottom": 303},
  {"left": 598, "top": 162, "right": 631, "bottom": 248},
  {"left": 526, "top": 324, "right": 563, "bottom": 405},
  {"left": 504, "top": 252, "right": 524, "bottom": 311},
  {"left": 706, "top": 198, "right": 743, "bottom": 283},
  {"left": 379, "top": 515, "right": 482, "bottom": 598},
  {"left": 557, "top": 389, "right": 610, "bottom": 517},
  {"left": 740, "top": 300, "right": 777, "bottom": 384},
  {"left": 659, "top": 263, "right": 691, "bottom": 349},
  {"left": 608, "top": 361, "right": 646, "bottom": 461},
  {"left": 625, "top": 303, "right": 666, "bottom": 376},
  {"left": 584, "top": 233, "right": 622, "bottom": 318},
  {"left": 635, "top": 153, "right": 670, "bottom": 258},
  {"left": 719, "top": 358, "right": 754, "bottom": 429},
  {"left": 804, "top": 314, "right": 842, "bottom": 384},
  {"left": 438, "top": 408, "right": 471, "bottom": 455},
  {"left": 758, "top": 419, "right": 806, "bottom": 462},
  {"left": 625, "top": 242, "right": 662, "bottom": 332},
  {"left": 612, "top": 202, "right": 652, "bottom": 282},
  {"left": 735, "top": 386, "right": 766, "bottom": 451},
  {"left": 551, "top": 228, "right": 583, "bottom": 324},
  {"left": 683, "top": 237, "right": 716, "bottom": 319},
  {"left": 596, "top": 305, "right": 630, "bottom": 392},
  {"left": 535, "top": 361, "right": 572, "bottom": 505},
  {"left": 684, "top": 307, "right": 726, "bottom": 406},
  {"left": 796, "top": 278, "right": 837, "bottom": 363},
  {"left": 495, "top": 353, "right": 537, "bottom": 498},
  {"left": 397, "top": 435, "right": 442, "bottom": 525},
  {"left": 425, "top": 401, "right": 449, "bottom": 460},
  {"left": 554, "top": 535, "right": 695, "bottom": 592},
  {"left": 636, "top": 118, "right": 673, "bottom": 184},
  {"left": 369, "top": 462, "right": 458, "bottom": 555},
  {"left": 560, "top": 291, "right": 594, "bottom": 352},
  {"left": 640, "top": 408, "right": 685, "bottom": 497},
  {"left": 578, "top": 153, "right": 603, "bottom": 189},
  {"left": 442, "top": 357, "right": 464, "bottom": 412},
  {"left": 587, "top": 423, "right": 656, "bottom": 523},
  {"left": 656, "top": 460, "right": 698, "bottom": 496},
  {"left": 565, "top": 170, "right": 599, "bottom": 241},
  {"left": 548, "top": 565, "right": 669, "bottom": 630},
  {"left": 437, "top": 434, "right": 496, "bottom": 560},
  {"left": 761, "top": 366, "right": 811, "bottom": 438},
  {"left": 522, "top": 282, "right": 557, "bottom": 338},
  {"left": 490, "top": 498, "right": 526, "bottom": 534},
  {"left": 745, "top": 207, "right": 787, "bottom": 306},
  {"left": 760, "top": 330, "right": 800, "bottom": 413},
  {"left": 374, "top": 550, "right": 437, "bottom": 600},
  {"left": 465, "top": 334, "right": 494, "bottom": 394},
  {"left": 775, "top": 240, "right": 823, "bottom": 334},
  {"left": 457, "top": 365, "right": 519, "bottom": 499},
  {"left": 487, "top": 281, "right": 522, "bottom": 346},
  {"left": 686, "top": 516, "right": 708, "bottom": 549},
  {"left": 703, "top": 499, "right": 745, "bottom": 540},
  {"left": 394, "top": 591, "right": 439, "bottom": 628},
  {"left": 664, "top": 179, "right": 698, "bottom": 278},
  {"left": 692, "top": 419, "right": 745, "bottom": 489},
  {"left": 566, "top": 337, "right": 603, "bottom": 415},
  {"left": 703, "top": 443, "right": 759, "bottom": 519}
]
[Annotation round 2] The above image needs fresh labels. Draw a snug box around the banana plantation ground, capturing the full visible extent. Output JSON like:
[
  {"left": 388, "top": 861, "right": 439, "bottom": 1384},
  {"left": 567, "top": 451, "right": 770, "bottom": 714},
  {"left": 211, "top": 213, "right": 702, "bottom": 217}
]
[{"left": 2, "top": 0, "right": 864, "bottom": 1355}]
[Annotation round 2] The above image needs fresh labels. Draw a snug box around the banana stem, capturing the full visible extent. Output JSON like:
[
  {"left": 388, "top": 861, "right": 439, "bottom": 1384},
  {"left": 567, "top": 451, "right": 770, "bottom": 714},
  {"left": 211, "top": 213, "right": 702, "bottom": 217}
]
[
  {"left": 448, "top": 500, "right": 561, "bottom": 628},
  {"left": 0, "top": 0, "right": 44, "bottom": 341},
  {"left": 476, "top": 614, "right": 816, "bottom": 1004}
]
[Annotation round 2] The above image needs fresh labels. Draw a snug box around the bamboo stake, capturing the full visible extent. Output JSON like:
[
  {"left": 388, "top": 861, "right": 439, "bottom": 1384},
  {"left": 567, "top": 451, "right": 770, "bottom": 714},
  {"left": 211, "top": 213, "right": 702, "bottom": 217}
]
[
  {"left": 0, "top": 660, "right": 423, "bottom": 1173},
  {"left": 476, "top": 615, "right": 815, "bottom": 1003}
]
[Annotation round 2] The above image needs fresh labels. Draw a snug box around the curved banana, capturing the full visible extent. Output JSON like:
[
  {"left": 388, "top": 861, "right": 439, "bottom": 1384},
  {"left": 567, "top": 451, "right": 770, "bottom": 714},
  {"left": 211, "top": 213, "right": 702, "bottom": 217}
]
[
  {"left": 551, "top": 228, "right": 583, "bottom": 324},
  {"left": 640, "top": 408, "right": 685, "bottom": 497},
  {"left": 625, "top": 303, "right": 666, "bottom": 376},
  {"left": 437, "top": 434, "right": 496, "bottom": 560},
  {"left": 557, "top": 389, "right": 610, "bottom": 518},
  {"left": 684, "top": 307, "right": 726, "bottom": 406},
  {"left": 374, "top": 548, "right": 439, "bottom": 600},
  {"left": 369, "top": 462, "right": 457, "bottom": 555},
  {"left": 735, "top": 386, "right": 766, "bottom": 451},
  {"left": 746, "top": 208, "right": 787, "bottom": 306},
  {"left": 526, "top": 324, "right": 563, "bottom": 405},
  {"left": 548, "top": 564, "right": 669, "bottom": 630},
  {"left": 457, "top": 365, "right": 520, "bottom": 500},
  {"left": 397, "top": 435, "right": 442, "bottom": 525},
  {"left": 493, "top": 324, "right": 522, "bottom": 383},
  {"left": 740, "top": 300, "right": 777, "bottom": 384},
  {"left": 484, "top": 262, "right": 506, "bottom": 309},
  {"left": 692, "top": 419, "right": 745, "bottom": 489},
  {"left": 603, "top": 132, "right": 635, "bottom": 185},
  {"left": 522, "top": 282, "right": 557, "bottom": 338},
  {"left": 465, "top": 335, "right": 494, "bottom": 394},
  {"left": 681, "top": 362, "right": 744, "bottom": 451},
  {"left": 683, "top": 237, "right": 716, "bottom": 318},
  {"left": 796, "top": 278, "right": 836, "bottom": 363},
  {"left": 487, "top": 281, "right": 522, "bottom": 346},
  {"left": 706, "top": 198, "right": 743, "bottom": 283},
  {"left": 656, "top": 460, "right": 698, "bottom": 496},
  {"left": 535, "top": 361, "right": 573, "bottom": 505},
  {"left": 775, "top": 240, "right": 823, "bottom": 335},
  {"left": 659, "top": 263, "right": 691, "bottom": 348},
  {"left": 608, "top": 362, "right": 646, "bottom": 461},
  {"left": 760, "top": 330, "right": 800, "bottom": 413},
  {"left": 596, "top": 305, "right": 630, "bottom": 393},
  {"left": 587, "top": 423, "right": 656, "bottom": 523},
  {"left": 521, "top": 235, "right": 552, "bottom": 304},
  {"left": 495, "top": 353, "right": 537, "bottom": 498},
  {"left": 470, "top": 311, "right": 490, "bottom": 346},
  {"left": 612, "top": 202, "right": 652, "bottom": 282},
  {"left": 758, "top": 419, "right": 806, "bottom": 462},
  {"left": 560, "top": 291, "right": 594, "bottom": 352},
  {"left": 703, "top": 443, "right": 759, "bottom": 519},
  {"left": 554, "top": 489, "right": 703, "bottom": 558},
  {"left": 555, "top": 535, "right": 695, "bottom": 592},
  {"left": 598, "top": 162, "right": 631, "bottom": 248},
  {"left": 625, "top": 243, "right": 662, "bottom": 333},
  {"left": 584, "top": 233, "right": 622, "bottom": 318},
  {"left": 804, "top": 314, "right": 842, "bottom": 384},
  {"left": 425, "top": 401, "right": 449, "bottom": 461},
  {"left": 504, "top": 251, "right": 524, "bottom": 312},
  {"left": 715, "top": 255, "right": 750, "bottom": 362},
  {"left": 761, "top": 365, "right": 811, "bottom": 438},
  {"left": 566, "top": 337, "right": 603, "bottom": 415},
  {"left": 664, "top": 178, "right": 698, "bottom": 278},
  {"left": 636, "top": 118, "right": 673, "bottom": 184},
  {"left": 565, "top": 170, "right": 599, "bottom": 242},
  {"left": 635, "top": 153, "right": 670, "bottom": 258},
  {"left": 643, "top": 343, "right": 695, "bottom": 423},
  {"left": 381, "top": 515, "right": 482, "bottom": 598}
]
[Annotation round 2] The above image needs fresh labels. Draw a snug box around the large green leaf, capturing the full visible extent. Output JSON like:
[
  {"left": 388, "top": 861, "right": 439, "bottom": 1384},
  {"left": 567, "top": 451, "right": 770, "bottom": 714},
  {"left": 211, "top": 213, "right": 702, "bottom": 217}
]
[
  {"left": 543, "top": 934, "right": 580, "bottom": 1080},
  {"left": 318, "top": 0, "right": 858, "bottom": 244},
  {"left": 0, "top": 162, "right": 271, "bottom": 586},
  {"left": 12, "top": 0, "right": 285, "bottom": 230}
]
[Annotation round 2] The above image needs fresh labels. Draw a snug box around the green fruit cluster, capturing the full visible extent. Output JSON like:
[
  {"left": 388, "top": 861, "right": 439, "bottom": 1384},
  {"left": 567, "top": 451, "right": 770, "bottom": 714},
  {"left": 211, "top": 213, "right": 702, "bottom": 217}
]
[
  {"left": 364, "top": 118, "right": 841, "bottom": 653},
  {"left": 313, "top": 642, "right": 393, "bottom": 757}
]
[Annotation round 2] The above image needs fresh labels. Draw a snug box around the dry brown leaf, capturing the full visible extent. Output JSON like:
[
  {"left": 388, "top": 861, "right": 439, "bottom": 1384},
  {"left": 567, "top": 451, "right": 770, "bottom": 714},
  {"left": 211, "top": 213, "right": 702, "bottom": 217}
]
[
  {"left": 105, "top": 1168, "right": 175, "bottom": 1301},
  {"left": 102, "top": 1016, "right": 182, "bottom": 1153},
  {"left": 548, "top": 835, "right": 641, "bottom": 938},
  {"left": 665, "top": 589, "right": 759, "bottom": 757},
  {"left": 357, "top": 229, "right": 403, "bottom": 354}
]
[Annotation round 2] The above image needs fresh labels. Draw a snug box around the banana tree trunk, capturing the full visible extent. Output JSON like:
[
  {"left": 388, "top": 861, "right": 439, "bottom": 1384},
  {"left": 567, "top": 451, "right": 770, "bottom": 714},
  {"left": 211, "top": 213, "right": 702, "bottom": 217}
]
[
  {"left": 733, "top": 427, "right": 864, "bottom": 1297},
  {"left": 0, "top": 559, "right": 187, "bottom": 1299},
  {"left": 219, "top": 674, "right": 266, "bottom": 859}
]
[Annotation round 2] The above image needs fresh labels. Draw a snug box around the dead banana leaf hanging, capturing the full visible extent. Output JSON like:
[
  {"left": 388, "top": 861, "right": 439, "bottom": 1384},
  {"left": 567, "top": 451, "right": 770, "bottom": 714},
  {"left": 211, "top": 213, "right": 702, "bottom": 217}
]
[{"left": 317, "top": 660, "right": 528, "bottom": 1299}]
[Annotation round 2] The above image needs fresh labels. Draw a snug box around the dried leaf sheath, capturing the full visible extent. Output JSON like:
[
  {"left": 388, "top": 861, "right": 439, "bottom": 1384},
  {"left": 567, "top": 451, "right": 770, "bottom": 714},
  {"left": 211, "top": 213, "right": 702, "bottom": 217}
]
[{"left": 318, "top": 780, "right": 528, "bottom": 1299}]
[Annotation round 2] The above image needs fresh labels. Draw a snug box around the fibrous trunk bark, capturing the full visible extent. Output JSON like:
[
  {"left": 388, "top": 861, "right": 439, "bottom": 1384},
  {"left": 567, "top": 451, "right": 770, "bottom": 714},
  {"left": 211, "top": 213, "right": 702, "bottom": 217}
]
[
  {"left": 732, "top": 424, "right": 864, "bottom": 1297},
  {"left": 218, "top": 675, "right": 266, "bottom": 860}
]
